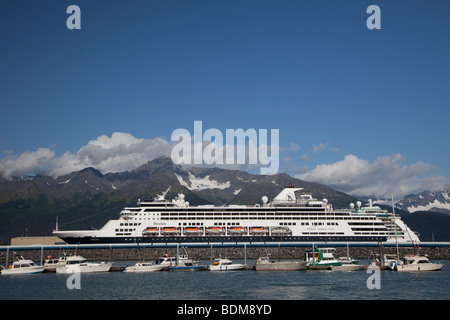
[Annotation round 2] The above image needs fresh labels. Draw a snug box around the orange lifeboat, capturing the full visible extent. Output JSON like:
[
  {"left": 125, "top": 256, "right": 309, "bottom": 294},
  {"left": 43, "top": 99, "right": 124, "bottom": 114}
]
[
  {"left": 183, "top": 227, "right": 202, "bottom": 235},
  {"left": 249, "top": 227, "right": 268, "bottom": 235},
  {"left": 142, "top": 227, "right": 159, "bottom": 236},
  {"left": 161, "top": 227, "right": 181, "bottom": 235}
]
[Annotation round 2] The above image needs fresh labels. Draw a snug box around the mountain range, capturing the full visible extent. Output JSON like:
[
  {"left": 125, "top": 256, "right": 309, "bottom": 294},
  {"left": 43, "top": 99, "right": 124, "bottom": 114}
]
[
  {"left": 1, "top": 156, "right": 449, "bottom": 243},
  {"left": 396, "top": 190, "right": 450, "bottom": 214}
]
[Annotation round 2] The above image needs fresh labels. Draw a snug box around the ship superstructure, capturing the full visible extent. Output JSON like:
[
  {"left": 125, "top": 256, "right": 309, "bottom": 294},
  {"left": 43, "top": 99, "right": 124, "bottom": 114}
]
[{"left": 340, "top": 199, "right": 420, "bottom": 244}]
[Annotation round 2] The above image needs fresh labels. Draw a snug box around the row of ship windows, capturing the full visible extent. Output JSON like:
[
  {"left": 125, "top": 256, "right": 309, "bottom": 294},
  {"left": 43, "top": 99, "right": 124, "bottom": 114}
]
[
  {"left": 144, "top": 208, "right": 328, "bottom": 212},
  {"left": 160, "top": 217, "right": 372, "bottom": 221},
  {"left": 350, "top": 228, "right": 388, "bottom": 232},
  {"left": 115, "top": 222, "right": 347, "bottom": 231},
  {"left": 117, "top": 222, "right": 384, "bottom": 229},
  {"left": 354, "top": 232, "right": 388, "bottom": 235},
  {"left": 114, "top": 236, "right": 385, "bottom": 241},
  {"left": 158, "top": 213, "right": 376, "bottom": 219},
  {"left": 116, "top": 229, "right": 136, "bottom": 233},
  {"left": 303, "top": 232, "right": 345, "bottom": 235}
]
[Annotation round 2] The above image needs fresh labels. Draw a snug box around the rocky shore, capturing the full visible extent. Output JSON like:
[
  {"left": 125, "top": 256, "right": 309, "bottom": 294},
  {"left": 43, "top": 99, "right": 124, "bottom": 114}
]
[{"left": 1, "top": 246, "right": 450, "bottom": 264}]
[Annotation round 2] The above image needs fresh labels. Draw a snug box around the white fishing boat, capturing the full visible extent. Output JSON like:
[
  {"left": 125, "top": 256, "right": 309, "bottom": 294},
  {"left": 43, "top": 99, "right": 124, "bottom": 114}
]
[
  {"left": 124, "top": 261, "right": 164, "bottom": 273},
  {"left": 305, "top": 248, "right": 341, "bottom": 266},
  {"left": 333, "top": 256, "right": 364, "bottom": 271},
  {"left": 208, "top": 258, "right": 245, "bottom": 271},
  {"left": 255, "top": 257, "right": 308, "bottom": 271},
  {"left": 392, "top": 255, "right": 443, "bottom": 272},
  {"left": 55, "top": 255, "right": 112, "bottom": 274},
  {"left": 1, "top": 256, "right": 45, "bottom": 275},
  {"left": 157, "top": 254, "right": 203, "bottom": 271},
  {"left": 44, "top": 254, "right": 69, "bottom": 270}
]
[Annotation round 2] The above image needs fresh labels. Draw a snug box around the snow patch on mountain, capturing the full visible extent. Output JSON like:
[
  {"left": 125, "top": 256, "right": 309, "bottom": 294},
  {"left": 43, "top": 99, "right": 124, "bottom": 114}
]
[
  {"left": 175, "top": 172, "right": 231, "bottom": 191},
  {"left": 397, "top": 190, "right": 450, "bottom": 214},
  {"left": 407, "top": 199, "right": 450, "bottom": 213}
]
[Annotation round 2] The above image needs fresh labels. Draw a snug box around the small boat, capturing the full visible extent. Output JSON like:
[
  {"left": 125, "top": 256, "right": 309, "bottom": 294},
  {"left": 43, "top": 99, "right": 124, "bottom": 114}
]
[
  {"left": 56, "top": 255, "right": 112, "bottom": 274},
  {"left": 369, "top": 254, "right": 401, "bottom": 268},
  {"left": 255, "top": 257, "right": 308, "bottom": 271},
  {"left": 208, "top": 258, "right": 245, "bottom": 271},
  {"left": 392, "top": 255, "right": 443, "bottom": 272},
  {"left": 44, "top": 254, "right": 69, "bottom": 270},
  {"left": 124, "top": 261, "right": 164, "bottom": 273},
  {"left": 249, "top": 227, "right": 268, "bottom": 235},
  {"left": 183, "top": 227, "right": 203, "bottom": 236},
  {"left": 205, "top": 226, "right": 225, "bottom": 235},
  {"left": 227, "top": 226, "right": 247, "bottom": 235},
  {"left": 333, "top": 247, "right": 363, "bottom": 270},
  {"left": 1, "top": 255, "right": 45, "bottom": 275},
  {"left": 142, "top": 227, "right": 159, "bottom": 236},
  {"left": 157, "top": 254, "right": 203, "bottom": 271},
  {"left": 337, "top": 256, "right": 359, "bottom": 265},
  {"left": 305, "top": 248, "right": 341, "bottom": 266},
  {"left": 161, "top": 227, "right": 181, "bottom": 235},
  {"left": 270, "top": 226, "right": 292, "bottom": 236}
]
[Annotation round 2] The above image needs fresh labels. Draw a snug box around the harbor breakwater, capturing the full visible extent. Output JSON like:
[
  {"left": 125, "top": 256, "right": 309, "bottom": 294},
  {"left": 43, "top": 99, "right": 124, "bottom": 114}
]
[{"left": 1, "top": 245, "right": 450, "bottom": 264}]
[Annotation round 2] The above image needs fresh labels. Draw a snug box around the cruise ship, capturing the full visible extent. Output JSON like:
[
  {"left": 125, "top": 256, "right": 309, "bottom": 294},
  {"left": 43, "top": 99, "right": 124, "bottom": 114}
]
[{"left": 53, "top": 186, "right": 419, "bottom": 245}]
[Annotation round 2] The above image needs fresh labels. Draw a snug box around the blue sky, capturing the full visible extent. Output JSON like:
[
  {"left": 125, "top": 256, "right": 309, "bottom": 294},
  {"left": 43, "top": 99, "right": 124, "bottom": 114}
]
[{"left": 1, "top": 1, "right": 449, "bottom": 198}]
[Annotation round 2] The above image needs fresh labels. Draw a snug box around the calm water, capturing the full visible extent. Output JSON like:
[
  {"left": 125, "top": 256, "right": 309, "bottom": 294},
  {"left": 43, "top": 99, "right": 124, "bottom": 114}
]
[{"left": 1, "top": 259, "right": 449, "bottom": 300}]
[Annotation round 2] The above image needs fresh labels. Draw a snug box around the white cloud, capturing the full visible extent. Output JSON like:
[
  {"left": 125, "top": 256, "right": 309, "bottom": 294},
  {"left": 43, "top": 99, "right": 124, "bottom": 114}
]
[
  {"left": 280, "top": 142, "right": 300, "bottom": 152},
  {"left": 0, "top": 148, "right": 56, "bottom": 178},
  {"left": 296, "top": 154, "right": 450, "bottom": 199},
  {"left": 312, "top": 143, "right": 328, "bottom": 152},
  {"left": 0, "top": 132, "right": 172, "bottom": 179},
  {"left": 73, "top": 133, "right": 171, "bottom": 174}
]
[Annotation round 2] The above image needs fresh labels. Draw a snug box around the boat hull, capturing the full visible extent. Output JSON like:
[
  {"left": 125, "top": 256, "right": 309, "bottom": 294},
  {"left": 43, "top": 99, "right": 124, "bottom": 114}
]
[
  {"left": 208, "top": 264, "right": 245, "bottom": 271},
  {"left": 331, "top": 264, "right": 365, "bottom": 271},
  {"left": 1, "top": 266, "right": 45, "bottom": 275},
  {"left": 394, "top": 264, "right": 443, "bottom": 272},
  {"left": 170, "top": 266, "right": 203, "bottom": 271},
  {"left": 56, "top": 262, "right": 113, "bottom": 274},
  {"left": 124, "top": 265, "right": 164, "bottom": 273},
  {"left": 255, "top": 261, "right": 308, "bottom": 271}
]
